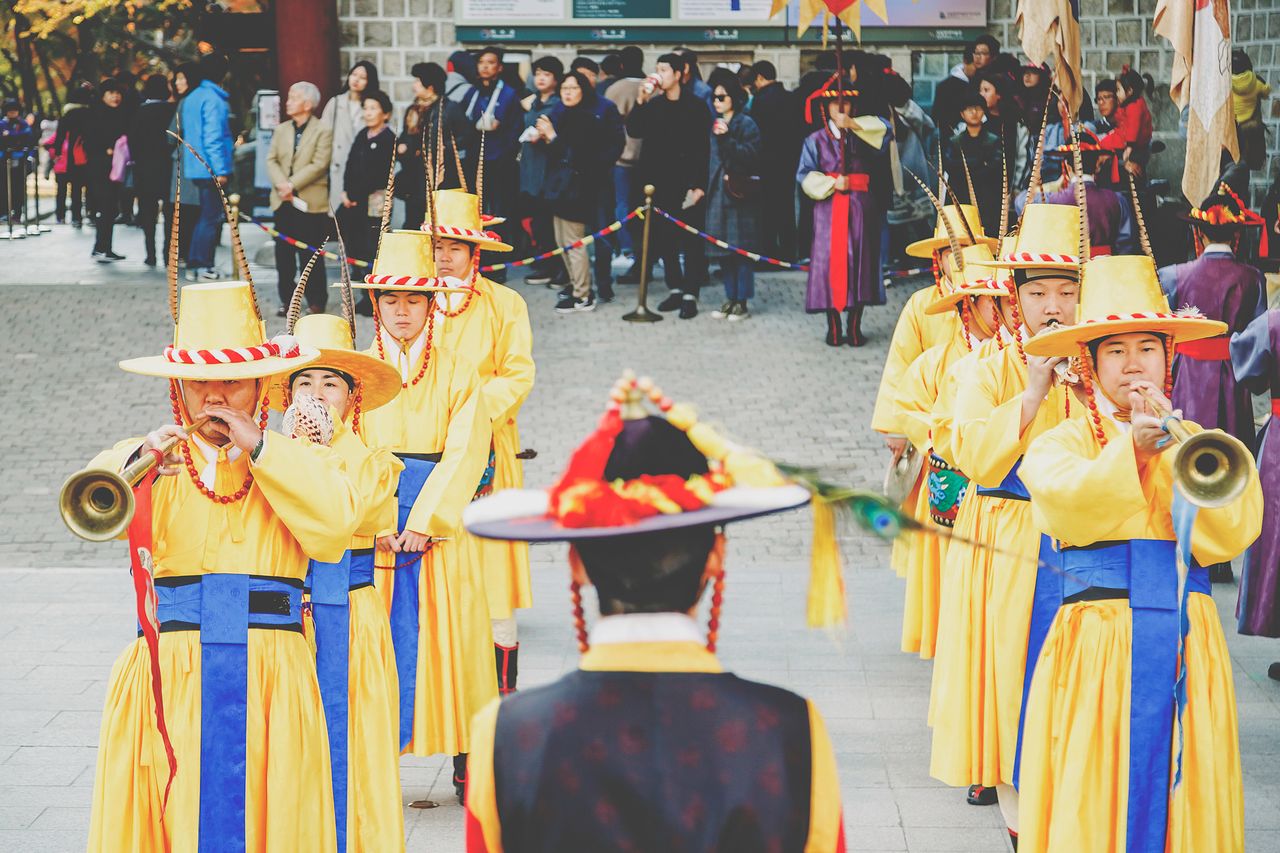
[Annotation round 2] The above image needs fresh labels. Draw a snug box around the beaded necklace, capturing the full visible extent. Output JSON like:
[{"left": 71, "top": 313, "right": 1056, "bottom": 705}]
[{"left": 169, "top": 379, "right": 266, "bottom": 504}]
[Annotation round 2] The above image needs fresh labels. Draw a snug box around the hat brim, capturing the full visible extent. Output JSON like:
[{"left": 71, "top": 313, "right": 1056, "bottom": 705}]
[
  {"left": 923, "top": 281, "right": 1013, "bottom": 315},
  {"left": 987, "top": 255, "right": 1081, "bottom": 271},
  {"left": 265, "top": 347, "right": 402, "bottom": 412},
  {"left": 426, "top": 226, "right": 513, "bottom": 252},
  {"left": 1023, "top": 317, "right": 1228, "bottom": 357},
  {"left": 1175, "top": 210, "right": 1260, "bottom": 227},
  {"left": 120, "top": 348, "right": 320, "bottom": 381},
  {"left": 463, "top": 484, "right": 812, "bottom": 542},
  {"left": 905, "top": 235, "right": 998, "bottom": 259}
]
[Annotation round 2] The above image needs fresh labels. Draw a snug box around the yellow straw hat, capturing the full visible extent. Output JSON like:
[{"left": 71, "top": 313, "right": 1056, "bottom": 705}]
[
  {"left": 989, "top": 203, "right": 1082, "bottom": 270},
  {"left": 1024, "top": 255, "right": 1226, "bottom": 357},
  {"left": 924, "top": 243, "right": 1014, "bottom": 315},
  {"left": 353, "top": 230, "right": 456, "bottom": 292},
  {"left": 424, "top": 189, "right": 512, "bottom": 252},
  {"left": 266, "top": 313, "right": 402, "bottom": 413},
  {"left": 905, "top": 204, "right": 997, "bottom": 258},
  {"left": 120, "top": 281, "right": 319, "bottom": 380}
]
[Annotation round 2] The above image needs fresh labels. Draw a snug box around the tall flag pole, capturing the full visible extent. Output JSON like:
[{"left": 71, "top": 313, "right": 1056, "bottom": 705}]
[{"left": 1154, "top": 0, "right": 1239, "bottom": 206}]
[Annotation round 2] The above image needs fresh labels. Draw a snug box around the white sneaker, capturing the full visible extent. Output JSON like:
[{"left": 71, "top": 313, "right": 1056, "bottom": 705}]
[
  {"left": 711, "top": 300, "right": 734, "bottom": 319},
  {"left": 727, "top": 302, "right": 750, "bottom": 321}
]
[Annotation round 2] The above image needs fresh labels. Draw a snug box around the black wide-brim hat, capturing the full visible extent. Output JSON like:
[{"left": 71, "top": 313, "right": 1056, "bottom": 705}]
[{"left": 464, "top": 415, "right": 810, "bottom": 543}]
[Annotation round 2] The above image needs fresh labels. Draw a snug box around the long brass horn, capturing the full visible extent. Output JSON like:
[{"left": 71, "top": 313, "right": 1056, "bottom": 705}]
[
  {"left": 60, "top": 416, "right": 211, "bottom": 541},
  {"left": 1138, "top": 389, "right": 1251, "bottom": 508}
]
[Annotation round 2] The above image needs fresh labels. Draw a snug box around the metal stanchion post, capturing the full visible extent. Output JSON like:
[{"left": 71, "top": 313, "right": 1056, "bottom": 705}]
[
  {"left": 1, "top": 152, "right": 24, "bottom": 240},
  {"left": 228, "top": 193, "right": 243, "bottom": 280},
  {"left": 27, "top": 149, "right": 49, "bottom": 235},
  {"left": 622, "top": 184, "right": 661, "bottom": 323}
]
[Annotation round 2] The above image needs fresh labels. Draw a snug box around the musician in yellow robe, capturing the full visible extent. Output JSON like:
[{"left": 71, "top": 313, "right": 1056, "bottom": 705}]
[
  {"left": 87, "top": 281, "right": 362, "bottom": 853},
  {"left": 875, "top": 204, "right": 987, "bottom": 578},
  {"left": 928, "top": 203, "right": 1082, "bottom": 835},
  {"left": 1018, "top": 255, "right": 1261, "bottom": 853},
  {"left": 892, "top": 242, "right": 1008, "bottom": 659},
  {"left": 426, "top": 189, "right": 535, "bottom": 695},
  {"left": 268, "top": 312, "right": 405, "bottom": 853},
  {"left": 355, "top": 230, "right": 496, "bottom": 802}
]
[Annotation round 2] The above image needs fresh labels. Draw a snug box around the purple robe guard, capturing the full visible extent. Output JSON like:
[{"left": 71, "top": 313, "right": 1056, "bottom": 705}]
[
  {"left": 1044, "top": 179, "right": 1123, "bottom": 254},
  {"left": 797, "top": 127, "right": 887, "bottom": 312},
  {"left": 1231, "top": 310, "right": 1280, "bottom": 637},
  {"left": 1159, "top": 249, "right": 1266, "bottom": 445}
]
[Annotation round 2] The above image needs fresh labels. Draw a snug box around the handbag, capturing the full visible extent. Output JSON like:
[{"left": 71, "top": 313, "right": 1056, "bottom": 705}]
[
  {"left": 543, "top": 153, "right": 585, "bottom": 211},
  {"left": 724, "top": 171, "right": 762, "bottom": 201}
]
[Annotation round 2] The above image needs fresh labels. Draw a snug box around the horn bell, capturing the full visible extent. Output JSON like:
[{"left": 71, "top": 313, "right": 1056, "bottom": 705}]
[{"left": 59, "top": 468, "right": 135, "bottom": 542}]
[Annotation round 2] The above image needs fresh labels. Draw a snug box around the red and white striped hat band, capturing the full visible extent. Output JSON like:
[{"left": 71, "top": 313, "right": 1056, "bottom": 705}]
[
  {"left": 363, "top": 274, "right": 452, "bottom": 288},
  {"left": 164, "top": 334, "right": 302, "bottom": 365},
  {"left": 423, "top": 224, "right": 503, "bottom": 241},
  {"left": 1000, "top": 252, "right": 1079, "bottom": 264},
  {"left": 1081, "top": 311, "right": 1193, "bottom": 324}
]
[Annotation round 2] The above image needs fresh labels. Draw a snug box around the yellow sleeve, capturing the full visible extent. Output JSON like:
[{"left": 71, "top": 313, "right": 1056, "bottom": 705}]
[
  {"left": 330, "top": 425, "right": 405, "bottom": 538},
  {"left": 871, "top": 289, "right": 928, "bottom": 435},
  {"left": 405, "top": 366, "right": 493, "bottom": 537},
  {"left": 481, "top": 291, "right": 536, "bottom": 426},
  {"left": 952, "top": 353, "right": 1029, "bottom": 488},
  {"left": 88, "top": 437, "right": 146, "bottom": 473},
  {"left": 805, "top": 700, "right": 844, "bottom": 853},
  {"left": 1021, "top": 419, "right": 1152, "bottom": 546},
  {"left": 249, "top": 432, "right": 362, "bottom": 563},
  {"left": 801, "top": 172, "right": 836, "bottom": 201},
  {"left": 891, "top": 346, "right": 942, "bottom": 453},
  {"left": 465, "top": 698, "right": 504, "bottom": 853}
]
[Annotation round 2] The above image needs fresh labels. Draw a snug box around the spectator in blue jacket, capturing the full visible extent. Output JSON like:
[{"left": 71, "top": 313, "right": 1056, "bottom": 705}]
[
  {"left": 179, "top": 53, "right": 233, "bottom": 281},
  {"left": 463, "top": 45, "right": 523, "bottom": 280},
  {"left": 519, "top": 55, "right": 564, "bottom": 287}
]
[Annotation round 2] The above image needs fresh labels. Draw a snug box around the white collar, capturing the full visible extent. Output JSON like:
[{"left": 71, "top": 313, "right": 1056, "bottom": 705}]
[
  {"left": 589, "top": 612, "right": 703, "bottom": 646},
  {"left": 378, "top": 325, "right": 427, "bottom": 381},
  {"left": 188, "top": 432, "right": 243, "bottom": 488},
  {"left": 1203, "top": 243, "right": 1233, "bottom": 255},
  {"left": 827, "top": 119, "right": 842, "bottom": 139}
]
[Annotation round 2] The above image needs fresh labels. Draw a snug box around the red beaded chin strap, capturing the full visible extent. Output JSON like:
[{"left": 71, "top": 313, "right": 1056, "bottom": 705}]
[
  {"left": 957, "top": 298, "right": 975, "bottom": 352},
  {"left": 1163, "top": 336, "right": 1175, "bottom": 398},
  {"left": 570, "top": 580, "right": 589, "bottom": 653},
  {"left": 350, "top": 380, "right": 364, "bottom": 435},
  {"left": 931, "top": 252, "right": 944, "bottom": 295},
  {"left": 1078, "top": 343, "right": 1109, "bottom": 448},
  {"left": 169, "top": 379, "right": 265, "bottom": 504},
  {"left": 372, "top": 298, "right": 439, "bottom": 389},
  {"left": 990, "top": 300, "right": 1006, "bottom": 350},
  {"left": 1003, "top": 282, "right": 1028, "bottom": 365}
]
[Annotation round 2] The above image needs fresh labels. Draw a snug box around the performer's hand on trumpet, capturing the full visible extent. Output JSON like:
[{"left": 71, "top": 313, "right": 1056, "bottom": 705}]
[
  {"left": 1128, "top": 379, "right": 1176, "bottom": 465},
  {"left": 143, "top": 424, "right": 187, "bottom": 477},
  {"left": 201, "top": 404, "right": 264, "bottom": 455}
]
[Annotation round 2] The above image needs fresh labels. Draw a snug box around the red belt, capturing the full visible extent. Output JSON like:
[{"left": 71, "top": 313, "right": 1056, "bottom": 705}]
[
  {"left": 1177, "top": 335, "right": 1230, "bottom": 361},
  {"left": 1272, "top": 399, "right": 1280, "bottom": 417},
  {"left": 824, "top": 172, "right": 871, "bottom": 192},
  {"left": 1089, "top": 246, "right": 1112, "bottom": 257}
]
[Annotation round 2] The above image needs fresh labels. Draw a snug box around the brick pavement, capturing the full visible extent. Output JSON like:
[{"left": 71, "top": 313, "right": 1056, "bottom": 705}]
[{"left": 0, "top": 223, "right": 1277, "bottom": 851}]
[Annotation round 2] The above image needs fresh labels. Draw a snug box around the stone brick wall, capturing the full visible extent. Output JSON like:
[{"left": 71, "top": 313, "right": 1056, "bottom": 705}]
[{"left": 338, "top": 0, "right": 1280, "bottom": 195}]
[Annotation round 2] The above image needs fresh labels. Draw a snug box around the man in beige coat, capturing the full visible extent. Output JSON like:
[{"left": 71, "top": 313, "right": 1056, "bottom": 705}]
[{"left": 266, "top": 81, "right": 333, "bottom": 316}]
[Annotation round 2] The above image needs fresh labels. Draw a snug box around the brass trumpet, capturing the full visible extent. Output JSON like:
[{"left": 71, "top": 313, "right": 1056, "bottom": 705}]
[
  {"left": 1139, "top": 389, "right": 1251, "bottom": 509},
  {"left": 60, "top": 416, "right": 211, "bottom": 542}
]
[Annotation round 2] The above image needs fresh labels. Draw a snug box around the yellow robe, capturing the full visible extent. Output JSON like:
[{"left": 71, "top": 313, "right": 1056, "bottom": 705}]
[
  {"left": 361, "top": 335, "right": 498, "bottom": 757},
  {"left": 320, "top": 420, "right": 405, "bottom": 852},
  {"left": 1017, "top": 415, "right": 1262, "bottom": 853},
  {"left": 872, "top": 284, "right": 960, "bottom": 578},
  {"left": 890, "top": 320, "right": 976, "bottom": 659},
  {"left": 87, "top": 429, "right": 361, "bottom": 853},
  {"left": 464, "top": 641, "right": 845, "bottom": 853},
  {"left": 928, "top": 344, "right": 1075, "bottom": 785},
  {"left": 435, "top": 277, "right": 536, "bottom": 619}
]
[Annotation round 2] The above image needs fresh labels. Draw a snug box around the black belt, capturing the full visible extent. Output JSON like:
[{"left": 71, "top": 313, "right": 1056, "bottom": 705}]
[
  {"left": 146, "top": 575, "right": 305, "bottom": 635},
  {"left": 1063, "top": 586, "right": 1130, "bottom": 604},
  {"left": 977, "top": 490, "right": 1029, "bottom": 502},
  {"left": 394, "top": 452, "right": 443, "bottom": 463}
]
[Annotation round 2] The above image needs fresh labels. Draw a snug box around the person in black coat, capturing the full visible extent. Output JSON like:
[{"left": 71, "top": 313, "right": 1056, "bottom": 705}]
[
  {"left": 543, "top": 71, "right": 613, "bottom": 312},
  {"left": 626, "top": 53, "right": 712, "bottom": 317},
  {"left": 747, "top": 60, "right": 799, "bottom": 260},
  {"left": 52, "top": 86, "right": 93, "bottom": 226},
  {"left": 128, "top": 74, "right": 176, "bottom": 266},
  {"left": 397, "top": 62, "right": 476, "bottom": 229},
  {"left": 85, "top": 79, "right": 129, "bottom": 261},
  {"left": 342, "top": 90, "right": 397, "bottom": 310}
]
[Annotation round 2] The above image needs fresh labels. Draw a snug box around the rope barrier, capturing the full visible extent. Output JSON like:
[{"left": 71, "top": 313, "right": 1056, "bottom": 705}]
[{"left": 241, "top": 206, "right": 929, "bottom": 284}]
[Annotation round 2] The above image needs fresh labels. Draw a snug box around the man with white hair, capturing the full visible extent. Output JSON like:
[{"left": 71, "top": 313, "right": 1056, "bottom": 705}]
[{"left": 266, "top": 80, "right": 333, "bottom": 316}]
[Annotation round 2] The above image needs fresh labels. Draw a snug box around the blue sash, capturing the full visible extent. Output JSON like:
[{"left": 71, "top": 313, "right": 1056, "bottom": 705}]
[
  {"left": 389, "top": 457, "right": 437, "bottom": 751},
  {"left": 974, "top": 456, "right": 1031, "bottom": 501},
  {"left": 308, "top": 549, "right": 375, "bottom": 853},
  {"left": 152, "top": 574, "right": 303, "bottom": 853},
  {"left": 1010, "top": 538, "right": 1209, "bottom": 853}
]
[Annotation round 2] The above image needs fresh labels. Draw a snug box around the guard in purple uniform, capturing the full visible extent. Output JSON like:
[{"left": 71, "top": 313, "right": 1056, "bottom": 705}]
[{"left": 1231, "top": 309, "right": 1280, "bottom": 678}]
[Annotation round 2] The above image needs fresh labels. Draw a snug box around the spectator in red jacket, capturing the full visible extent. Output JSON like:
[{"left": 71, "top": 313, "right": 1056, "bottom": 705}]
[{"left": 1097, "top": 68, "right": 1153, "bottom": 173}]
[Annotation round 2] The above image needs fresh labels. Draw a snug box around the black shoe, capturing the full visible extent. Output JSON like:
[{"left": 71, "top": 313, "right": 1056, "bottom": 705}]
[
  {"left": 103, "top": 251, "right": 126, "bottom": 262},
  {"left": 555, "top": 292, "right": 577, "bottom": 313},
  {"left": 72, "top": 220, "right": 83, "bottom": 228},
  {"left": 657, "top": 291, "right": 684, "bottom": 312},
  {"left": 966, "top": 784, "right": 998, "bottom": 806},
  {"left": 1009, "top": 829, "right": 1018, "bottom": 851},
  {"left": 525, "top": 272, "right": 552, "bottom": 286},
  {"left": 495, "top": 643, "right": 519, "bottom": 696},
  {"left": 276, "top": 305, "right": 288, "bottom": 318},
  {"left": 548, "top": 270, "right": 569, "bottom": 288},
  {"left": 847, "top": 306, "right": 866, "bottom": 347},
  {"left": 144, "top": 255, "right": 157, "bottom": 267},
  {"left": 678, "top": 296, "right": 698, "bottom": 319},
  {"left": 598, "top": 292, "right": 615, "bottom": 304},
  {"left": 573, "top": 294, "right": 597, "bottom": 312},
  {"left": 824, "top": 309, "right": 844, "bottom": 346},
  {"left": 92, "top": 250, "right": 106, "bottom": 262},
  {"left": 1209, "top": 564, "right": 1235, "bottom": 584},
  {"left": 1268, "top": 662, "right": 1280, "bottom": 681}
]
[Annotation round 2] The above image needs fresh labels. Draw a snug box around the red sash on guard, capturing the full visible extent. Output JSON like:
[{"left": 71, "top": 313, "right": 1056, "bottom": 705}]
[
  {"left": 824, "top": 172, "right": 870, "bottom": 312},
  {"left": 1177, "top": 336, "right": 1230, "bottom": 361}
]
